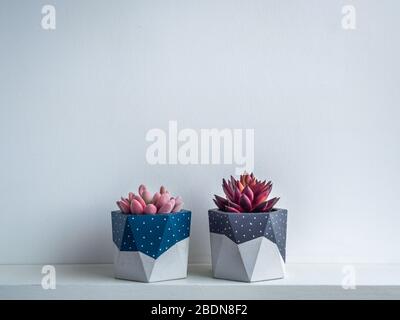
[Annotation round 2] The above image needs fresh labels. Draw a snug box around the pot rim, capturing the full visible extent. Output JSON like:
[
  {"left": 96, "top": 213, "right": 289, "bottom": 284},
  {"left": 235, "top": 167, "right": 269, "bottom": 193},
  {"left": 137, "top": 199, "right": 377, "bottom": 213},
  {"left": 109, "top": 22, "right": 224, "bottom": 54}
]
[
  {"left": 208, "top": 208, "right": 287, "bottom": 215},
  {"left": 111, "top": 209, "right": 191, "bottom": 216}
]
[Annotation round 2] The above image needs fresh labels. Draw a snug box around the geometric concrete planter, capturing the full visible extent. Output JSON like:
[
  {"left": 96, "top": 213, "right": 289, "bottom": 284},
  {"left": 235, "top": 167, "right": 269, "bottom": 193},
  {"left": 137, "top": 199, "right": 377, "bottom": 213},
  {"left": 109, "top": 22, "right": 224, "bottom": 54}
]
[
  {"left": 208, "top": 208, "right": 287, "bottom": 282},
  {"left": 111, "top": 210, "right": 191, "bottom": 282}
]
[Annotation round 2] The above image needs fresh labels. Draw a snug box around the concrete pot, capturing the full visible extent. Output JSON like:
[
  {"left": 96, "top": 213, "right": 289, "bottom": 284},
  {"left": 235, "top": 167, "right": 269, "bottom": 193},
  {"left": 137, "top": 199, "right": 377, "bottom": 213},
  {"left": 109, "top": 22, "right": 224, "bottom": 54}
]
[
  {"left": 208, "top": 208, "right": 287, "bottom": 282},
  {"left": 111, "top": 210, "right": 191, "bottom": 282}
]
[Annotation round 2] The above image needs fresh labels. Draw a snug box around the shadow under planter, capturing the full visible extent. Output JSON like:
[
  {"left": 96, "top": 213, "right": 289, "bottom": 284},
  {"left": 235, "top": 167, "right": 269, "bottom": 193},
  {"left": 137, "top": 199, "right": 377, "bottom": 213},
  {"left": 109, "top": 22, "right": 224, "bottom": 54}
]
[
  {"left": 208, "top": 209, "right": 287, "bottom": 282},
  {"left": 111, "top": 210, "right": 191, "bottom": 282}
]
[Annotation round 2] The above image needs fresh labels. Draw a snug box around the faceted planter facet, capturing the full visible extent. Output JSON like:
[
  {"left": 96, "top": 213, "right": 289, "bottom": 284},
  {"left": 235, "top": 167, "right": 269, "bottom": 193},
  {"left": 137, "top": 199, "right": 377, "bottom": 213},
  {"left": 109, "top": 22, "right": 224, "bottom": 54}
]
[
  {"left": 111, "top": 210, "right": 191, "bottom": 282},
  {"left": 208, "top": 209, "right": 287, "bottom": 282}
]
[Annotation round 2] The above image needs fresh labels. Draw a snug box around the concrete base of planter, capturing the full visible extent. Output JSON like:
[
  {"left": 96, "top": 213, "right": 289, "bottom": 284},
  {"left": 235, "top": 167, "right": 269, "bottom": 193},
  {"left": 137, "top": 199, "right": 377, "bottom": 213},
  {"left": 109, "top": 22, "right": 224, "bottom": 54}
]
[
  {"left": 113, "top": 238, "right": 189, "bottom": 283},
  {"left": 210, "top": 233, "right": 285, "bottom": 282}
]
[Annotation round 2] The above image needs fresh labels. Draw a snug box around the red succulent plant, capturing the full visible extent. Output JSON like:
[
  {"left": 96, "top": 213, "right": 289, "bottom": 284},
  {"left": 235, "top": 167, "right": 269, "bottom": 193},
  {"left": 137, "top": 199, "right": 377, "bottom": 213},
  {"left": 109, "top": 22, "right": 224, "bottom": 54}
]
[{"left": 213, "top": 173, "right": 280, "bottom": 213}]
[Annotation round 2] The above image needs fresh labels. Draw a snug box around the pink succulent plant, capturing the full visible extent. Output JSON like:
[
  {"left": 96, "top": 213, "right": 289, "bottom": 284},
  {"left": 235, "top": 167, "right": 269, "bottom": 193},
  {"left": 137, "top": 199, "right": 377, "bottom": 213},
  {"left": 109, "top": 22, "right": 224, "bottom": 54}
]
[{"left": 117, "top": 185, "right": 184, "bottom": 215}]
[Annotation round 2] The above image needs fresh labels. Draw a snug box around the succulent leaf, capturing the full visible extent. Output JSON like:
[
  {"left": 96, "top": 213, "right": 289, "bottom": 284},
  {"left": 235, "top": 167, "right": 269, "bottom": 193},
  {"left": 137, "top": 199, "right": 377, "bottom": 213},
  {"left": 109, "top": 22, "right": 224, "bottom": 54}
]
[
  {"left": 130, "top": 199, "right": 143, "bottom": 214},
  {"left": 117, "top": 201, "right": 130, "bottom": 214},
  {"left": 138, "top": 184, "right": 146, "bottom": 197},
  {"left": 156, "top": 193, "right": 170, "bottom": 209},
  {"left": 152, "top": 192, "right": 161, "bottom": 204},
  {"left": 142, "top": 190, "right": 153, "bottom": 204},
  {"left": 265, "top": 197, "right": 280, "bottom": 211},
  {"left": 225, "top": 206, "right": 241, "bottom": 213},
  {"left": 133, "top": 195, "right": 146, "bottom": 210},
  {"left": 243, "top": 185, "right": 254, "bottom": 202},
  {"left": 144, "top": 204, "right": 157, "bottom": 214},
  {"left": 239, "top": 194, "right": 252, "bottom": 212},
  {"left": 158, "top": 201, "right": 173, "bottom": 214}
]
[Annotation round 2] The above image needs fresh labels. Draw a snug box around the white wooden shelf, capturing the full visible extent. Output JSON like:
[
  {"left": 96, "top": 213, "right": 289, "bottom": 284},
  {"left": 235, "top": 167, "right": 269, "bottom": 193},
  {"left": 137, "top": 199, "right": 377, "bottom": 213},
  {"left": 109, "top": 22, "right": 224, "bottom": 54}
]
[{"left": 1, "top": 264, "right": 400, "bottom": 299}]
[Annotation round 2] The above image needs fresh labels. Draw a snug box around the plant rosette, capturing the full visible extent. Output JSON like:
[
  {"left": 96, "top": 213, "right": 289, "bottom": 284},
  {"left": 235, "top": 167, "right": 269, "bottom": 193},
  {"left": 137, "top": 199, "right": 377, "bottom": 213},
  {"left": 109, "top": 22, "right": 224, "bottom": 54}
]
[
  {"left": 209, "top": 173, "right": 287, "bottom": 282},
  {"left": 112, "top": 184, "right": 191, "bottom": 282}
]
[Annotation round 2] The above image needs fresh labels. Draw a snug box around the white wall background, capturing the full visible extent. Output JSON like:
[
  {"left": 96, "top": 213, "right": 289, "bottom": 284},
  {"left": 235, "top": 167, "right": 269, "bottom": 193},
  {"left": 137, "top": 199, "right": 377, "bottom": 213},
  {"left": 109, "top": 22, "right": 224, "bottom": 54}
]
[{"left": 1, "top": 0, "right": 399, "bottom": 265}]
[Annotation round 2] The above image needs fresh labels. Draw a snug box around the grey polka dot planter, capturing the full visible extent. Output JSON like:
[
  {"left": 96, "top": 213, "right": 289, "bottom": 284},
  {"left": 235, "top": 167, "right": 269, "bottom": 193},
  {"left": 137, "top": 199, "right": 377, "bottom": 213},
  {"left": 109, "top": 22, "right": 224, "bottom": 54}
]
[
  {"left": 111, "top": 210, "right": 191, "bottom": 282},
  {"left": 208, "top": 208, "right": 287, "bottom": 282}
]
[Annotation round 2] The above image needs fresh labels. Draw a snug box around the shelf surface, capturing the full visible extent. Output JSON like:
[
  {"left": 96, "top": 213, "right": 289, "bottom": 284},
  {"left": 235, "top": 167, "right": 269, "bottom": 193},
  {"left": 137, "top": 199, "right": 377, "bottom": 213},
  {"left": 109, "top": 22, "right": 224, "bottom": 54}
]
[{"left": 1, "top": 263, "right": 400, "bottom": 299}]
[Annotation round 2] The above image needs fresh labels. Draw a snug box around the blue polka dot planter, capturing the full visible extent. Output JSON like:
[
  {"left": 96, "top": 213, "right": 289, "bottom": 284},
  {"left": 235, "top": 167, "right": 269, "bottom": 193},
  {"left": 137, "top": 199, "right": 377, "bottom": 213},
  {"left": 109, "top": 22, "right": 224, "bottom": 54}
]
[
  {"left": 111, "top": 210, "right": 191, "bottom": 282},
  {"left": 208, "top": 208, "right": 287, "bottom": 282}
]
